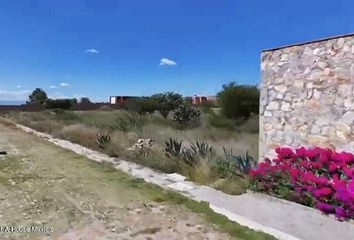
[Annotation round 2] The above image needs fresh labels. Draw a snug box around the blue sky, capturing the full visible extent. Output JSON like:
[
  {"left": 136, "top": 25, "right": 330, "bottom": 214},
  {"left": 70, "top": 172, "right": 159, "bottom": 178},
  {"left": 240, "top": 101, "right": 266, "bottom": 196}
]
[{"left": 0, "top": 0, "right": 353, "bottom": 102}]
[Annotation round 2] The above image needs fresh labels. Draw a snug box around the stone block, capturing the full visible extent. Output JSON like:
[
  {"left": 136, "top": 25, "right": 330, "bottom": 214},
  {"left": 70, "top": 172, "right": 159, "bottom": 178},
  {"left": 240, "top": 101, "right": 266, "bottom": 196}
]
[
  {"left": 310, "top": 125, "right": 321, "bottom": 135},
  {"left": 264, "top": 123, "right": 273, "bottom": 131},
  {"left": 260, "top": 35, "right": 354, "bottom": 159},
  {"left": 313, "top": 89, "right": 321, "bottom": 99},
  {"left": 294, "top": 80, "right": 304, "bottom": 88},
  {"left": 340, "top": 111, "right": 354, "bottom": 125},
  {"left": 307, "top": 99, "right": 320, "bottom": 109},
  {"left": 335, "top": 97, "right": 344, "bottom": 106},
  {"left": 274, "top": 85, "right": 287, "bottom": 93},
  {"left": 306, "top": 82, "right": 313, "bottom": 89},
  {"left": 280, "top": 102, "right": 291, "bottom": 111},
  {"left": 335, "top": 122, "right": 351, "bottom": 134},
  {"left": 336, "top": 130, "right": 347, "bottom": 141},
  {"left": 316, "top": 118, "right": 329, "bottom": 127},
  {"left": 266, "top": 101, "right": 280, "bottom": 110},
  {"left": 307, "top": 135, "right": 330, "bottom": 145},
  {"left": 264, "top": 111, "right": 272, "bottom": 117}
]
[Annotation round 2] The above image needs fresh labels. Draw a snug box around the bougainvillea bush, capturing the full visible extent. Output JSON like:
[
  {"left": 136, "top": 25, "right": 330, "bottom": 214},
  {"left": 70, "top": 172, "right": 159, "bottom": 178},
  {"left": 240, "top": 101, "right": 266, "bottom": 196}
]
[{"left": 250, "top": 147, "right": 354, "bottom": 221}]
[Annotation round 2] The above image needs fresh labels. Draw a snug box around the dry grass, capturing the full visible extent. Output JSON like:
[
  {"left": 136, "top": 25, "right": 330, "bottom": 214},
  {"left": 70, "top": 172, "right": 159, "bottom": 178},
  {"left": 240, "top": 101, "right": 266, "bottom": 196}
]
[
  {"left": 140, "top": 122, "right": 258, "bottom": 158},
  {"left": 31, "top": 120, "right": 64, "bottom": 135},
  {"left": 55, "top": 124, "right": 100, "bottom": 149},
  {"left": 6, "top": 109, "right": 259, "bottom": 195}
]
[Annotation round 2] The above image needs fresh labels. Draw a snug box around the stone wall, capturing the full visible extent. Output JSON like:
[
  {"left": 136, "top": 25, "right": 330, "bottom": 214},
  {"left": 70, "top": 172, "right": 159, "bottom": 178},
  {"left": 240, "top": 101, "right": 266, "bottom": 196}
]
[{"left": 260, "top": 34, "right": 354, "bottom": 159}]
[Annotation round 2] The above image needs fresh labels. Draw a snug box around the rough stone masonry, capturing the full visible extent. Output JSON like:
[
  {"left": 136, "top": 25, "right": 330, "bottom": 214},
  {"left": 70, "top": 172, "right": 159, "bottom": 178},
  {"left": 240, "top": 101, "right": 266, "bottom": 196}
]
[{"left": 260, "top": 33, "right": 354, "bottom": 159}]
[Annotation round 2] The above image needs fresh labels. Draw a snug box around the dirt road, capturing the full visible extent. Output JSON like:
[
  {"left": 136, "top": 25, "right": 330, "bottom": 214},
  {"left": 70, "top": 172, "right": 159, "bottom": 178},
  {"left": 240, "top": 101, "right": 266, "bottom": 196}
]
[{"left": 0, "top": 122, "right": 233, "bottom": 240}]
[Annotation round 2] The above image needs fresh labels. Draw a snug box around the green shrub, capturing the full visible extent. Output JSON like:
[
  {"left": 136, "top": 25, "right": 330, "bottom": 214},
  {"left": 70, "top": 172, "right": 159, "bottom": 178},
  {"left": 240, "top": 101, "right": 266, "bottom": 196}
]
[
  {"left": 151, "top": 92, "right": 183, "bottom": 118},
  {"left": 80, "top": 97, "right": 91, "bottom": 104},
  {"left": 172, "top": 104, "right": 201, "bottom": 127},
  {"left": 217, "top": 82, "right": 259, "bottom": 120},
  {"left": 236, "top": 115, "right": 259, "bottom": 134},
  {"left": 183, "top": 96, "right": 193, "bottom": 106},
  {"left": 46, "top": 99, "right": 74, "bottom": 110},
  {"left": 27, "top": 88, "right": 48, "bottom": 105},
  {"left": 207, "top": 110, "right": 235, "bottom": 130},
  {"left": 122, "top": 97, "right": 157, "bottom": 115},
  {"left": 199, "top": 100, "right": 217, "bottom": 110},
  {"left": 215, "top": 158, "right": 244, "bottom": 178}
]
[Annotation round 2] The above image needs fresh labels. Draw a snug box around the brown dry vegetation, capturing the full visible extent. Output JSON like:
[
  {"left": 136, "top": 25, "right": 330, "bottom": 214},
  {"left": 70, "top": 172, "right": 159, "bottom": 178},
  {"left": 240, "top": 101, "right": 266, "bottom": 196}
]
[
  {"left": 0, "top": 121, "right": 275, "bottom": 240},
  {"left": 5, "top": 109, "right": 259, "bottom": 195}
]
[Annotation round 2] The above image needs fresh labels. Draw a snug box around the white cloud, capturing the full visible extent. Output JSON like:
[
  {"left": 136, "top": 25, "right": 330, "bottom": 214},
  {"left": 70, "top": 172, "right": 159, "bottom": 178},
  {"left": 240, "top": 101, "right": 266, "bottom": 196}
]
[
  {"left": 85, "top": 48, "right": 99, "bottom": 54},
  {"left": 49, "top": 93, "right": 85, "bottom": 100},
  {"left": 159, "top": 58, "right": 177, "bottom": 66},
  {"left": 0, "top": 89, "right": 31, "bottom": 100},
  {"left": 16, "top": 85, "right": 22, "bottom": 88},
  {"left": 60, "top": 82, "right": 70, "bottom": 87},
  {"left": 50, "top": 85, "right": 58, "bottom": 89}
]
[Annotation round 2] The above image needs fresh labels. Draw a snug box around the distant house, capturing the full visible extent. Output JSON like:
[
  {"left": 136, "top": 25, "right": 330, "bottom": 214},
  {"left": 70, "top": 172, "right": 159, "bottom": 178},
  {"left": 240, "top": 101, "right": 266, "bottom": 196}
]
[
  {"left": 109, "top": 95, "right": 217, "bottom": 105},
  {"left": 191, "top": 95, "right": 217, "bottom": 105},
  {"left": 109, "top": 96, "right": 138, "bottom": 104}
]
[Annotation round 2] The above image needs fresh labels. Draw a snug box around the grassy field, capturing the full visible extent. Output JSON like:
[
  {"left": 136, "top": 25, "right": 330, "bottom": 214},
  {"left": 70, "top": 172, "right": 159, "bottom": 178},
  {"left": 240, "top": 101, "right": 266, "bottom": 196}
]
[
  {"left": 5, "top": 108, "right": 259, "bottom": 195},
  {"left": 0, "top": 121, "right": 275, "bottom": 240}
]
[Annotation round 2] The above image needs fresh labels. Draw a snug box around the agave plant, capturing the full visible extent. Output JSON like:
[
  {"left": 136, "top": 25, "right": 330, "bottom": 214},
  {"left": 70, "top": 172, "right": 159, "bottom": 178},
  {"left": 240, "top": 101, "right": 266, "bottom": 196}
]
[
  {"left": 96, "top": 133, "right": 111, "bottom": 149},
  {"left": 165, "top": 138, "right": 183, "bottom": 158},
  {"left": 181, "top": 148, "right": 197, "bottom": 166},
  {"left": 215, "top": 157, "right": 244, "bottom": 178},
  {"left": 191, "top": 140, "right": 214, "bottom": 158},
  {"left": 165, "top": 138, "right": 197, "bottom": 166},
  {"left": 223, "top": 148, "right": 257, "bottom": 174}
]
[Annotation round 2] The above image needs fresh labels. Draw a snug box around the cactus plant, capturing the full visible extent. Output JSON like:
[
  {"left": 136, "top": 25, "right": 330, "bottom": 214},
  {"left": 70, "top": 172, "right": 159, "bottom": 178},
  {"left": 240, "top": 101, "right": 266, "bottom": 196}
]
[
  {"left": 96, "top": 133, "right": 111, "bottom": 149},
  {"left": 191, "top": 140, "right": 214, "bottom": 158},
  {"left": 223, "top": 148, "right": 256, "bottom": 174}
]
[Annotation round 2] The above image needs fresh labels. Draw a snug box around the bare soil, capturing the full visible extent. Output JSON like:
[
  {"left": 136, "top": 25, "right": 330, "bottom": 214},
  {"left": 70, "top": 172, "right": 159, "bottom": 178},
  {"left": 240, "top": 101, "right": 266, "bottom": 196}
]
[{"left": 0, "top": 123, "right": 231, "bottom": 240}]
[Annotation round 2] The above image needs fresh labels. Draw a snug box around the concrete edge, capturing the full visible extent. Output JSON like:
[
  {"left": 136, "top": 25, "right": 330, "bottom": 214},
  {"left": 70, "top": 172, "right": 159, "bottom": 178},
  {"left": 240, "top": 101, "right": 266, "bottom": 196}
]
[
  {"left": 12, "top": 121, "right": 303, "bottom": 240},
  {"left": 262, "top": 32, "right": 354, "bottom": 52},
  {"left": 209, "top": 205, "right": 302, "bottom": 240}
]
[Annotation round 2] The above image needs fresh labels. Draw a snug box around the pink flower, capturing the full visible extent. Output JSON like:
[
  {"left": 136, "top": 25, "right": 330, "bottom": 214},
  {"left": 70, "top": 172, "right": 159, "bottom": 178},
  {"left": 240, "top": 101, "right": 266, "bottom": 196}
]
[
  {"left": 328, "top": 162, "right": 339, "bottom": 172},
  {"left": 343, "top": 167, "right": 354, "bottom": 179},
  {"left": 302, "top": 172, "right": 318, "bottom": 183},
  {"left": 310, "top": 162, "right": 323, "bottom": 169},
  {"left": 317, "top": 176, "right": 330, "bottom": 186},
  {"left": 290, "top": 168, "right": 298, "bottom": 178},
  {"left": 318, "top": 148, "right": 333, "bottom": 163},
  {"left": 275, "top": 147, "right": 294, "bottom": 159},
  {"left": 273, "top": 158, "right": 284, "bottom": 164},
  {"left": 315, "top": 201, "right": 335, "bottom": 213},
  {"left": 298, "top": 161, "right": 310, "bottom": 169},
  {"left": 305, "top": 148, "right": 320, "bottom": 159},
  {"left": 313, "top": 187, "right": 333, "bottom": 198},
  {"left": 254, "top": 146, "right": 354, "bottom": 220},
  {"left": 348, "top": 181, "right": 354, "bottom": 193},
  {"left": 331, "top": 151, "right": 354, "bottom": 164},
  {"left": 249, "top": 169, "right": 259, "bottom": 177},
  {"left": 334, "top": 190, "right": 352, "bottom": 204},
  {"left": 335, "top": 207, "right": 351, "bottom": 220},
  {"left": 331, "top": 177, "right": 346, "bottom": 190},
  {"left": 295, "top": 147, "right": 306, "bottom": 155},
  {"left": 304, "top": 185, "right": 315, "bottom": 192},
  {"left": 264, "top": 158, "right": 272, "bottom": 165}
]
